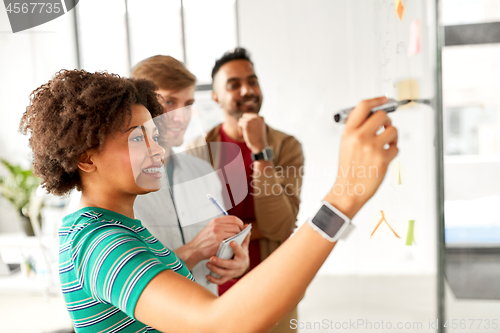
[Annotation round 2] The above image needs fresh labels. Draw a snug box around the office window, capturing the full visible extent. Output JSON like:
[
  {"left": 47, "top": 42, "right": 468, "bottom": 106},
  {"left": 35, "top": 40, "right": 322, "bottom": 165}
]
[
  {"left": 442, "top": 0, "right": 500, "bottom": 314},
  {"left": 75, "top": 0, "right": 237, "bottom": 85},
  {"left": 442, "top": 0, "right": 500, "bottom": 156},
  {"left": 76, "top": 0, "right": 130, "bottom": 76},
  {"left": 442, "top": 44, "right": 500, "bottom": 156},
  {"left": 442, "top": 0, "right": 500, "bottom": 25},
  {"left": 127, "top": 0, "right": 184, "bottom": 67},
  {"left": 183, "top": 0, "right": 238, "bottom": 84}
]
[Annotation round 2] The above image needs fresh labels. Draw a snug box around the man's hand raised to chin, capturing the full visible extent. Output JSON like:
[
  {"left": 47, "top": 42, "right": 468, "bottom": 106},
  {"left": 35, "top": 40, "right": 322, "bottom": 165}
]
[{"left": 237, "top": 113, "right": 268, "bottom": 154}]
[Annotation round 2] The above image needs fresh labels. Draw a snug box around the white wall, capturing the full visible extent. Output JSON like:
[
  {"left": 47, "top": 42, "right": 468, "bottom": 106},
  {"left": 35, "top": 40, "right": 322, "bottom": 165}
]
[
  {"left": 0, "top": 8, "right": 78, "bottom": 232},
  {"left": 238, "top": 0, "right": 438, "bottom": 275}
]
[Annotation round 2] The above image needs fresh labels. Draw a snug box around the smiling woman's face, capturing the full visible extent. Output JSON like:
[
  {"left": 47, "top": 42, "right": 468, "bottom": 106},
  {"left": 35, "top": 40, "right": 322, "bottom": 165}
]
[{"left": 92, "top": 104, "right": 165, "bottom": 194}]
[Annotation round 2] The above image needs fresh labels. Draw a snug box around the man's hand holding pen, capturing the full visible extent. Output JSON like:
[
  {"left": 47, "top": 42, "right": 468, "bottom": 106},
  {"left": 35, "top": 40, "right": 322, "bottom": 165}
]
[{"left": 174, "top": 215, "right": 251, "bottom": 282}]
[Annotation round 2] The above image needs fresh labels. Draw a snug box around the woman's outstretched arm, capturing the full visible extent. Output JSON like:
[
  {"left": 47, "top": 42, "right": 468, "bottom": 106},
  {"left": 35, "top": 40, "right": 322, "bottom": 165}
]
[{"left": 135, "top": 97, "right": 398, "bottom": 333}]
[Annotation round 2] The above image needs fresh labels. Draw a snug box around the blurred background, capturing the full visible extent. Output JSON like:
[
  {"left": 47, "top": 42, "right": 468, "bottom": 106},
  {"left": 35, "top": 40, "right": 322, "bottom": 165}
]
[{"left": 1, "top": 0, "right": 499, "bottom": 332}]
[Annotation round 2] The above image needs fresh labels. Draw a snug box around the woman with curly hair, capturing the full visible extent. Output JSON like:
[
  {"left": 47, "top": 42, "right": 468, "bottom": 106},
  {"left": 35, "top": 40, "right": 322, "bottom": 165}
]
[{"left": 20, "top": 69, "right": 398, "bottom": 332}]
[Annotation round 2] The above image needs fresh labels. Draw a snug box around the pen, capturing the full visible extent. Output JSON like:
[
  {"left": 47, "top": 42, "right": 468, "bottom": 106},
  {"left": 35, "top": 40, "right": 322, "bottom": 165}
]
[
  {"left": 333, "top": 98, "right": 431, "bottom": 124},
  {"left": 207, "top": 194, "right": 228, "bottom": 216}
]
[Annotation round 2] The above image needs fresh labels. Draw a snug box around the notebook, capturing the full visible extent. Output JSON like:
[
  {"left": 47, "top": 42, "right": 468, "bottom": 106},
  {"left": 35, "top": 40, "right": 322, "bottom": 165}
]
[{"left": 210, "top": 224, "right": 252, "bottom": 278}]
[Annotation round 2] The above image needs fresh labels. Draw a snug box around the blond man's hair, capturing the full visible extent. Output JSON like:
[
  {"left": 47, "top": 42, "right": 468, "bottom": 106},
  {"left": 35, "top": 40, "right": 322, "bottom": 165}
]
[{"left": 132, "top": 55, "right": 196, "bottom": 92}]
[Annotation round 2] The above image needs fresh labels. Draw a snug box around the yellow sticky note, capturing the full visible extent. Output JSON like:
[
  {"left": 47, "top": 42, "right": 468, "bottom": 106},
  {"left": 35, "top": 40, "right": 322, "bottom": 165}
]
[
  {"left": 396, "top": 79, "right": 420, "bottom": 102},
  {"left": 394, "top": 161, "right": 402, "bottom": 185},
  {"left": 395, "top": 0, "right": 404, "bottom": 20}
]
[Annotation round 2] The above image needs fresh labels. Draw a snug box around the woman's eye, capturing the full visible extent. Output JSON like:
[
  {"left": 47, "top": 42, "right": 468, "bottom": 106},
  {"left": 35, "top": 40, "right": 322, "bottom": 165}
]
[
  {"left": 153, "top": 135, "right": 160, "bottom": 142},
  {"left": 131, "top": 135, "right": 144, "bottom": 142}
]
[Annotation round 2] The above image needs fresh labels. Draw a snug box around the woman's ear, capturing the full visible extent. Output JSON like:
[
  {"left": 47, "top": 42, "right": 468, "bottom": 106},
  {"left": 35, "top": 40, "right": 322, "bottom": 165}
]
[{"left": 77, "top": 151, "right": 96, "bottom": 173}]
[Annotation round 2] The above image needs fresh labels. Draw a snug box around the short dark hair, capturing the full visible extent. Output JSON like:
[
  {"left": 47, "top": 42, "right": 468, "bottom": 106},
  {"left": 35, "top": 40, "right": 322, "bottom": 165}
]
[
  {"left": 19, "top": 69, "right": 164, "bottom": 196},
  {"left": 211, "top": 47, "right": 253, "bottom": 80}
]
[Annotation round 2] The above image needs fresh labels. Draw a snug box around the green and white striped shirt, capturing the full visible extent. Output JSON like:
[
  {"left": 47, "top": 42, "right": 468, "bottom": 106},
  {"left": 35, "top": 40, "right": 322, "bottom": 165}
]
[{"left": 59, "top": 207, "right": 194, "bottom": 332}]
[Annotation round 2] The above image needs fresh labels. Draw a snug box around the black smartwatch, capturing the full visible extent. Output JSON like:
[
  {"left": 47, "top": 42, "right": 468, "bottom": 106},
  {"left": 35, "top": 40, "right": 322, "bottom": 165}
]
[
  {"left": 308, "top": 201, "right": 354, "bottom": 242},
  {"left": 251, "top": 146, "right": 274, "bottom": 161}
]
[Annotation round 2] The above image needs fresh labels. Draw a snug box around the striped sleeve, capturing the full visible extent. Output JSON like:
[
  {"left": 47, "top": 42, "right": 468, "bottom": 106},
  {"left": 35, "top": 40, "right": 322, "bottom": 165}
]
[{"left": 70, "top": 223, "right": 169, "bottom": 319}]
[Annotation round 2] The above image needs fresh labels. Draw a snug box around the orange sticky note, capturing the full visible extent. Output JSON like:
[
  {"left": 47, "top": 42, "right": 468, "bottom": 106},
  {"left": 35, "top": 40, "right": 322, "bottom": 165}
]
[
  {"left": 370, "top": 210, "right": 401, "bottom": 239},
  {"left": 395, "top": 0, "right": 404, "bottom": 20},
  {"left": 408, "top": 19, "right": 421, "bottom": 56}
]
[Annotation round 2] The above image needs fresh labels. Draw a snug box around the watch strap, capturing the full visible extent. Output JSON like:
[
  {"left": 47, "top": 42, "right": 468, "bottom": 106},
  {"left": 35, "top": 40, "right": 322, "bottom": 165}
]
[{"left": 251, "top": 147, "right": 274, "bottom": 161}]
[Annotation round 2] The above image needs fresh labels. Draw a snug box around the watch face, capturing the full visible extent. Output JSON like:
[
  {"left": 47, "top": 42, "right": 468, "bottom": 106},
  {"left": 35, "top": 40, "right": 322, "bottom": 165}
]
[
  {"left": 312, "top": 205, "right": 345, "bottom": 238},
  {"left": 264, "top": 147, "right": 274, "bottom": 160}
]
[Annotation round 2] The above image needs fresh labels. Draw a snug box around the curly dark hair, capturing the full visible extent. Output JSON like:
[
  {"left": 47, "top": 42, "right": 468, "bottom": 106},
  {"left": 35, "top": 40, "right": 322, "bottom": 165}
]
[
  {"left": 211, "top": 47, "right": 253, "bottom": 80},
  {"left": 19, "top": 69, "right": 164, "bottom": 196}
]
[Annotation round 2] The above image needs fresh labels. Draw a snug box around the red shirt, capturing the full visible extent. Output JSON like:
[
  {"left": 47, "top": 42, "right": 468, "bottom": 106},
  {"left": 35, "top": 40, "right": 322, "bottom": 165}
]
[{"left": 218, "top": 125, "right": 261, "bottom": 296}]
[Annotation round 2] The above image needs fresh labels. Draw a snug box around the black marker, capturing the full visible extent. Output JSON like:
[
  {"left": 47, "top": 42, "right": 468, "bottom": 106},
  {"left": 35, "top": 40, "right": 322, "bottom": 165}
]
[{"left": 333, "top": 99, "right": 431, "bottom": 124}]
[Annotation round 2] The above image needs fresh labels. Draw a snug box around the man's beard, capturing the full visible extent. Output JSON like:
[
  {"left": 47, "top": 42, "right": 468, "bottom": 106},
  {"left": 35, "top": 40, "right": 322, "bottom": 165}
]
[{"left": 228, "top": 103, "right": 261, "bottom": 120}]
